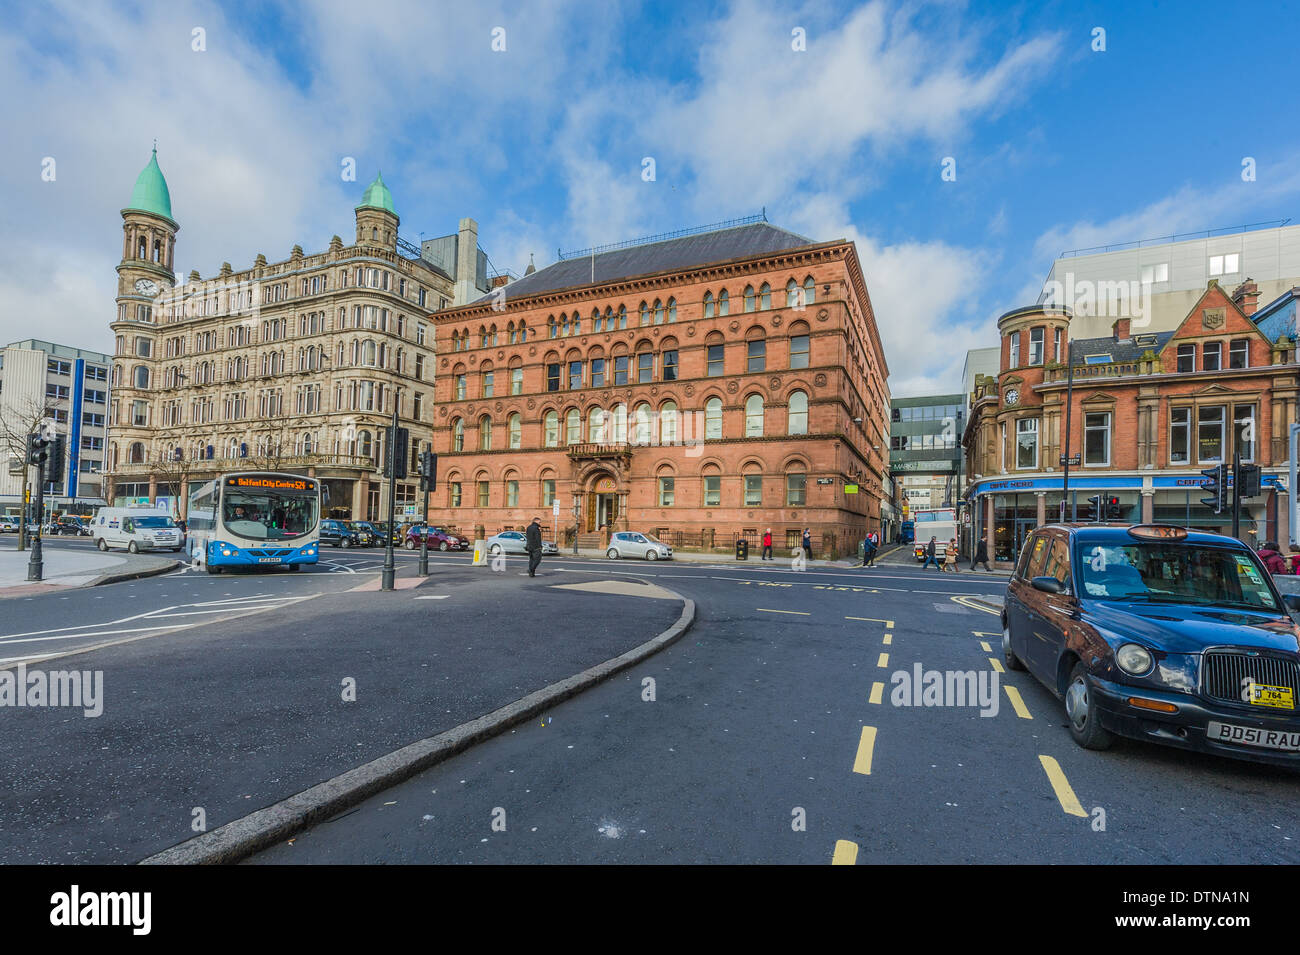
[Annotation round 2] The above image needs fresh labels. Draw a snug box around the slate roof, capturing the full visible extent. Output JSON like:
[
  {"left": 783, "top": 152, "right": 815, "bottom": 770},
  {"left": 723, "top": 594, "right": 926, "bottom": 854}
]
[
  {"left": 1068, "top": 331, "right": 1174, "bottom": 362},
  {"left": 474, "top": 222, "right": 820, "bottom": 304}
]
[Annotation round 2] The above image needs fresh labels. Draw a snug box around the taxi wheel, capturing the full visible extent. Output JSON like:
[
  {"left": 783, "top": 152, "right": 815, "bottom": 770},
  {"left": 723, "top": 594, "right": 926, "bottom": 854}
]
[
  {"left": 1064, "top": 662, "right": 1113, "bottom": 750},
  {"left": 1002, "top": 625, "right": 1025, "bottom": 671}
]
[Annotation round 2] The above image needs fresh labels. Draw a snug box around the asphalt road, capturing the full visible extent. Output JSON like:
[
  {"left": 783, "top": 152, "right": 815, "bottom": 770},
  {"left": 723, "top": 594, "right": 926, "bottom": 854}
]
[{"left": 247, "top": 554, "right": 1300, "bottom": 865}]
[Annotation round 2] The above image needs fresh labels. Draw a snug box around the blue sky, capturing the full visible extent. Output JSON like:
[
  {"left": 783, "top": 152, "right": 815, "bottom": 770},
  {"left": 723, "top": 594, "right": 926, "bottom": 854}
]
[{"left": 2, "top": 0, "right": 1297, "bottom": 395}]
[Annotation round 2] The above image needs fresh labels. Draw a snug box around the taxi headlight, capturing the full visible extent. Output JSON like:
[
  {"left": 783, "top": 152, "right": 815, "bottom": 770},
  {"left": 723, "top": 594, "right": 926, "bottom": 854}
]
[{"left": 1116, "top": 643, "right": 1154, "bottom": 676}]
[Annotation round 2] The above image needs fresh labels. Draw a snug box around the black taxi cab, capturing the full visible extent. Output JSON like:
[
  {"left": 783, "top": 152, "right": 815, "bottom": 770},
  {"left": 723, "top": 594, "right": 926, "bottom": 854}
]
[{"left": 1002, "top": 523, "right": 1300, "bottom": 765}]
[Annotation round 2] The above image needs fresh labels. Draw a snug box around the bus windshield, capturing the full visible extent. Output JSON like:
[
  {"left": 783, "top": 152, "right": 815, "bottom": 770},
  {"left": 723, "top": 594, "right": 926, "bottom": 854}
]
[{"left": 222, "top": 489, "right": 318, "bottom": 541}]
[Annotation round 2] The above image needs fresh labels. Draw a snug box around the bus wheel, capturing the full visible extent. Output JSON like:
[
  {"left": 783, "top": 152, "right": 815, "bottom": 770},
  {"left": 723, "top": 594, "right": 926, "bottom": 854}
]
[{"left": 206, "top": 564, "right": 222, "bottom": 575}]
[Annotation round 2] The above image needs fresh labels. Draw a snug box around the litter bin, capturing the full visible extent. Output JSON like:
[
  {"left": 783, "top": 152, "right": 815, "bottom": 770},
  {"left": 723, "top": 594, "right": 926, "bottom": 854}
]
[{"left": 735, "top": 539, "right": 749, "bottom": 561}]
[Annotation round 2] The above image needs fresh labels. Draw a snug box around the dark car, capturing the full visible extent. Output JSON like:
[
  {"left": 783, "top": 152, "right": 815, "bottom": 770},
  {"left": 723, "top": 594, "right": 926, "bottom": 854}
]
[
  {"left": 404, "top": 525, "right": 468, "bottom": 551},
  {"left": 345, "top": 521, "right": 378, "bottom": 547},
  {"left": 319, "top": 519, "right": 360, "bottom": 548},
  {"left": 367, "top": 521, "right": 403, "bottom": 546},
  {"left": 1003, "top": 522, "right": 1300, "bottom": 766},
  {"left": 53, "top": 516, "right": 93, "bottom": 536}
]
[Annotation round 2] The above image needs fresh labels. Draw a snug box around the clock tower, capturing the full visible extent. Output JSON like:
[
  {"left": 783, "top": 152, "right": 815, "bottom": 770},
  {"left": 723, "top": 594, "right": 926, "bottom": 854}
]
[{"left": 110, "top": 147, "right": 178, "bottom": 501}]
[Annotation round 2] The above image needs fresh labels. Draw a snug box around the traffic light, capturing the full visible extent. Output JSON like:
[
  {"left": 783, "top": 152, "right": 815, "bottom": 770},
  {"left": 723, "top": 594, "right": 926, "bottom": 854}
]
[
  {"left": 1086, "top": 494, "right": 1102, "bottom": 521},
  {"left": 1238, "top": 464, "right": 1262, "bottom": 499},
  {"left": 47, "top": 434, "right": 65, "bottom": 477},
  {"left": 26, "top": 432, "right": 49, "bottom": 466},
  {"left": 1200, "top": 464, "right": 1226, "bottom": 513},
  {"left": 383, "top": 427, "right": 409, "bottom": 479},
  {"left": 418, "top": 451, "right": 438, "bottom": 492},
  {"left": 1105, "top": 495, "right": 1121, "bottom": 521}
]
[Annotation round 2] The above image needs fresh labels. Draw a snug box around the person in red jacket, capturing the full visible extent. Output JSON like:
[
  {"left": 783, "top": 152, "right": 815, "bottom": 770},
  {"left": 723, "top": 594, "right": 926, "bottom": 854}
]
[
  {"left": 1257, "top": 542, "right": 1287, "bottom": 576},
  {"left": 762, "top": 528, "right": 773, "bottom": 561}
]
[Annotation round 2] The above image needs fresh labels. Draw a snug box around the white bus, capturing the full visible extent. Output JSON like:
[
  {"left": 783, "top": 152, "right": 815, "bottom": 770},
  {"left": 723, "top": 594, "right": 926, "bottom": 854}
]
[
  {"left": 912, "top": 507, "right": 958, "bottom": 561},
  {"left": 187, "top": 472, "right": 321, "bottom": 574}
]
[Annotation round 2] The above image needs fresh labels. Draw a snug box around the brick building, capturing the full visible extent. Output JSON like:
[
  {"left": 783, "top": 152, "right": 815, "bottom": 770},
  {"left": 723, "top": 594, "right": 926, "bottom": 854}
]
[
  {"left": 963, "top": 279, "right": 1300, "bottom": 565},
  {"left": 428, "top": 219, "right": 890, "bottom": 556}
]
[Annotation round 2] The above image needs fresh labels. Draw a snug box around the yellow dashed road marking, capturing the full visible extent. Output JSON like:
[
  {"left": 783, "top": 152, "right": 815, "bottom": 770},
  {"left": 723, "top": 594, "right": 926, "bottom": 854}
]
[
  {"left": 882, "top": 634, "right": 892, "bottom": 645},
  {"left": 869, "top": 681, "right": 884, "bottom": 704},
  {"left": 846, "top": 616, "right": 894, "bottom": 628},
  {"left": 979, "top": 641, "right": 991, "bottom": 652},
  {"left": 832, "top": 839, "right": 859, "bottom": 865},
  {"left": 989, "top": 658, "right": 1004, "bottom": 673},
  {"left": 1004, "top": 685, "right": 1033, "bottom": 719},
  {"left": 877, "top": 652, "right": 889, "bottom": 668},
  {"left": 1038, "top": 754, "right": 1087, "bottom": 817},
  {"left": 853, "top": 726, "right": 877, "bottom": 775}
]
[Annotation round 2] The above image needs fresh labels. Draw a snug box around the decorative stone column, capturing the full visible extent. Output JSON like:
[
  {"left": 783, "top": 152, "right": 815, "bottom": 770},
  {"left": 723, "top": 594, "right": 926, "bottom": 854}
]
[
  {"left": 1141, "top": 488, "right": 1155, "bottom": 525},
  {"left": 1277, "top": 488, "right": 1290, "bottom": 553},
  {"left": 1035, "top": 491, "right": 1046, "bottom": 527}
]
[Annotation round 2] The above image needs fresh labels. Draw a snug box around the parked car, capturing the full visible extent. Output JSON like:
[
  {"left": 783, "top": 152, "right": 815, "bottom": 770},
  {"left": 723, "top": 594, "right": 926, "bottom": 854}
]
[
  {"left": 404, "top": 525, "right": 468, "bottom": 551},
  {"left": 486, "top": 530, "right": 559, "bottom": 556},
  {"left": 606, "top": 531, "right": 673, "bottom": 561},
  {"left": 52, "top": 516, "right": 93, "bottom": 536},
  {"left": 344, "top": 521, "right": 378, "bottom": 547},
  {"left": 1003, "top": 522, "right": 1300, "bottom": 766},
  {"left": 319, "top": 519, "right": 361, "bottom": 548},
  {"left": 367, "top": 521, "right": 403, "bottom": 546},
  {"left": 0, "top": 518, "right": 17, "bottom": 533}
]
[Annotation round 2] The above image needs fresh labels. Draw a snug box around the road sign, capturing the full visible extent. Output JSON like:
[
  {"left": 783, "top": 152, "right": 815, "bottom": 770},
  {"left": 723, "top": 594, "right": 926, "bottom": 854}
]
[
  {"left": 552, "top": 501, "right": 561, "bottom": 516},
  {"left": 816, "top": 478, "right": 834, "bottom": 485},
  {"left": 1058, "top": 454, "right": 1080, "bottom": 466}
]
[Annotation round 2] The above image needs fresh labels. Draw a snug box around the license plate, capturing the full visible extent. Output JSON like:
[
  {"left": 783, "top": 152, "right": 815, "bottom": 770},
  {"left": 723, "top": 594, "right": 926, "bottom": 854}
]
[
  {"left": 1207, "top": 721, "right": 1300, "bottom": 751},
  {"left": 1247, "top": 683, "right": 1295, "bottom": 709},
  {"left": 257, "top": 557, "right": 281, "bottom": 563}
]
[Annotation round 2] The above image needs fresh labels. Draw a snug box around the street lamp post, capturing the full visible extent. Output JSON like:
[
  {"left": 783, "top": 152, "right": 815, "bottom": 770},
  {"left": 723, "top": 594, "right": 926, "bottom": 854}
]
[{"left": 381, "top": 393, "right": 400, "bottom": 592}]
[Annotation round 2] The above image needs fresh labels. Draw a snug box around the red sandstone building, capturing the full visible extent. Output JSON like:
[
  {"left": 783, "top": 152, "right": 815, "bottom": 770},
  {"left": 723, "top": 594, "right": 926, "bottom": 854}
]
[
  {"left": 964, "top": 279, "right": 1300, "bottom": 565},
  {"left": 427, "top": 220, "right": 890, "bottom": 556}
]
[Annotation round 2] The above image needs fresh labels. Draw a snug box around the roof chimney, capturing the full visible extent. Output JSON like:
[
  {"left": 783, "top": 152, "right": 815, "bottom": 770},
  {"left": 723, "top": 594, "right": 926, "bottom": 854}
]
[
  {"left": 1112, "top": 317, "right": 1130, "bottom": 341},
  {"left": 1232, "top": 278, "right": 1260, "bottom": 316}
]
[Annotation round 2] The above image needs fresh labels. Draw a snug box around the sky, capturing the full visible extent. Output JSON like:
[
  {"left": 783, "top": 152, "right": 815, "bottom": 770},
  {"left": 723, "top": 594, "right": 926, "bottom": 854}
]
[{"left": 2, "top": 0, "right": 1297, "bottom": 396}]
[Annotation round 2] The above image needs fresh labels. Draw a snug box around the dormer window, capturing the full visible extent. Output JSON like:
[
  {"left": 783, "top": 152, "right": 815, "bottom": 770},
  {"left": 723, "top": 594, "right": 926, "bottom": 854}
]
[{"left": 1229, "top": 339, "right": 1249, "bottom": 369}]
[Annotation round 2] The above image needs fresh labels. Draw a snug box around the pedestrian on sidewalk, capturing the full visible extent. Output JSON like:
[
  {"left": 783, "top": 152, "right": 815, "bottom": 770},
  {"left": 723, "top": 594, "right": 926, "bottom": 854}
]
[
  {"left": 862, "top": 535, "right": 877, "bottom": 568},
  {"left": 525, "top": 517, "right": 543, "bottom": 577},
  {"left": 920, "top": 536, "right": 940, "bottom": 570},
  {"left": 972, "top": 534, "right": 993, "bottom": 572},
  {"left": 801, "top": 527, "right": 812, "bottom": 559},
  {"left": 762, "top": 528, "right": 773, "bottom": 561},
  {"left": 1258, "top": 541, "right": 1287, "bottom": 576},
  {"left": 943, "top": 538, "right": 959, "bottom": 573}
]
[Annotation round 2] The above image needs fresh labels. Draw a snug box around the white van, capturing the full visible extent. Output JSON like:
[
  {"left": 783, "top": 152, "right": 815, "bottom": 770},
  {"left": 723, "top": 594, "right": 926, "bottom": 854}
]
[{"left": 92, "top": 506, "right": 184, "bottom": 553}]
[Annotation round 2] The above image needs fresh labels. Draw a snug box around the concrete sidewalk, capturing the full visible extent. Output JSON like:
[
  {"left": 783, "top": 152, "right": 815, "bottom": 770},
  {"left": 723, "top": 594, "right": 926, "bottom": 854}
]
[{"left": 0, "top": 543, "right": 177, "bottom": 597}]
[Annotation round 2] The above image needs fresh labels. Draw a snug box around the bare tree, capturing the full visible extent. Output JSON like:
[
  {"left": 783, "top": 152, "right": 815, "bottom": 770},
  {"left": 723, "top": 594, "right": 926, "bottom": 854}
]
[
  {"left": 151, "top": 447, "right": 204, "bottom": 521},
  {"left": 0, "top": 396, "right": 55, "bottom": 549}
]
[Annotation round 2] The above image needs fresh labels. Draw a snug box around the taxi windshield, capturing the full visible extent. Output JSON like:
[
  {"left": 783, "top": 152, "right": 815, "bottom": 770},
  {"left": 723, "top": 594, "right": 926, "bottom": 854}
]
[{"left": 1077, "top": 541, "right": 1279, "bottom": 611}]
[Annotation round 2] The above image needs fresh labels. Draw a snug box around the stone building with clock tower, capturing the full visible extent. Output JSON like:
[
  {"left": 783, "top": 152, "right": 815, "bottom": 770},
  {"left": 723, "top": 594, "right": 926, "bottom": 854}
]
[{"left": 105, "top": 148, "right": 467, "bottom": 520}]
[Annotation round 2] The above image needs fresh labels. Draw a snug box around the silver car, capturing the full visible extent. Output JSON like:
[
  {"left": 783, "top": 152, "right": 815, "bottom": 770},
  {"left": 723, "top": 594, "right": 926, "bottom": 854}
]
[
  {"left": 606, "top": 531, "right": 672, "bottom": 561},
  {"left": 486, "top": 530, "right": 559, "bottom": 556}
]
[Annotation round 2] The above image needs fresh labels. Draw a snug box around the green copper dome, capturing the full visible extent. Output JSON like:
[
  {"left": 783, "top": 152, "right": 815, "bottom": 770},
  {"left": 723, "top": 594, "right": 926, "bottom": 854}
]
[
  {"left": 356, "top": 171, "right": 396, "bottom": 215},
  {"left": 126, "top": 148, "right": 173, "bottom": 220}
]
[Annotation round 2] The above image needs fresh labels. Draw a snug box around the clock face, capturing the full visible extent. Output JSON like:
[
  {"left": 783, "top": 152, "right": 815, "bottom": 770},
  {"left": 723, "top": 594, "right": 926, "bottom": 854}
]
[
  {"left": 1005, "top": 389, "right": 1019, "bottom": 406},
  {"left": 134, "top": 278, "right": 159, "bottom": 296}
]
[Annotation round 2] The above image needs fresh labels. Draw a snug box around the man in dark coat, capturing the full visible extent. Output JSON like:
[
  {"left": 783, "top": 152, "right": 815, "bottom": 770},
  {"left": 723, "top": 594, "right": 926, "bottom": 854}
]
[
  {"left": 525, "top": 518, "right": 543, "bottom": 577},
  {"left": 972, "top": 535, "right": 992, "bottom": 572},
  {"left": 920, "top": 536, "right": 940, "bottom": 570}
]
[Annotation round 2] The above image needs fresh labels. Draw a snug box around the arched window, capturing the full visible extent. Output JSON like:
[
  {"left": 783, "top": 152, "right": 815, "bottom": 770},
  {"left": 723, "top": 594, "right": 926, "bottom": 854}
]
[
  {"left": 745, "top": 394, "right": 764, "bottom": 436},
  {"left": 705, "top": 397, "right": 723, "bottom": 439},
  {"left": 479, "top": 416, "right": 493, "bottom": 451},
  {"left": 519, "top": 321, "right": 528, "bottom": 342},
  {"left": 566, "top": 408, "right": 581, "bottom": 445},
  {"left": 508, "top": 413, "right": 521, "bottom": 449},
  {"left": 660, "top": 401, "right": 678, "bottom": 444},
  {"left": 544, "top": 411, "right": 560, "bottom": 447},
  {"left": 788, "top": 391, "right": 809, "bottom": 435},
  {"left": 613, "top": 403, "right": 628, "bottom": 443},
  {"left": 786, "top": 279, "right": 800, "bottom": 308},
  {"left": 362, "top": 340, "right": 377, "bottom": 366},
  {"left": 667, "top": 297, "right": 677, "bottom": 322},
  {"left": 128, "top": 441, "right": 145, "bottom": 464},
  {"left": 561, "top": 314, "right": 570, "bottom": 336},
  {"left": 718, "top": 288, "right": 730, "bottom": 315},
  {"left": 548, "top": 317, "right": 558, "bottom": 338},
  {"left": 633, "top": 403, "right": 652, "bottom": 444},
  {"left": 452, "top": 418, "right": 464, "bottom": 452},
  {"left": 744, "top": 285, "right": 755, "bottom": 312},
  {"left": 639, "top": 302, "right": 650, "bottom": 326},
  {"left": 653, "top": 299, "right": 664, "bottom": 325},
  {"left": 301, "top": 432, "right": 314, "bottom": 455},
  {"left": 133, "top": 365, "right": 149, "bottom": 389},
  {"left": 704, "top": 291, "right": 715, "bottom": 318},
  {"left": 358, "top": 430, "right": 373, "bottom": 459},
  {"left": 618, "top": 305, "right": 628, "bottom": 329},
  {"left": 803, "top": 276, "right": 816, "bottom": 304},
  {"left": 589, "top": 408, "right": 606, "bottom": 443},
  {"left": 759, "top": 282, "right": 771, "bottom": 309}
]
